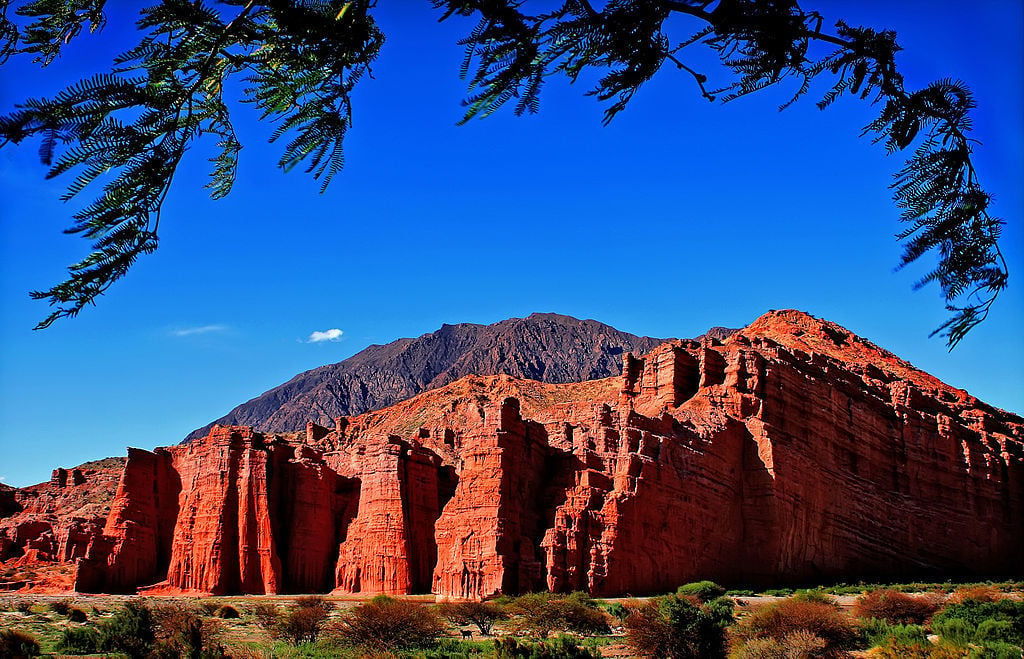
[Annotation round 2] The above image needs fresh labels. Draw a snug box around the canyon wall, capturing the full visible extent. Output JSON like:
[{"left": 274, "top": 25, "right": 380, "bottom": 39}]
[{"left": 5, "top": 310, "right": 1021, "bottom": 596}]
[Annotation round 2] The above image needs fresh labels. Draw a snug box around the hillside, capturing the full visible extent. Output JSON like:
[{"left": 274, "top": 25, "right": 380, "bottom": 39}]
[{"left": 185, "top": 312, "right": 669, "bottom": 440}]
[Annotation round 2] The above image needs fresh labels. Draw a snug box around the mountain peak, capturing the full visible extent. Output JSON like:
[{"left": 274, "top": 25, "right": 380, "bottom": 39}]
[{"left": 185, "top": 313, "right": 667, "bottom": 441}]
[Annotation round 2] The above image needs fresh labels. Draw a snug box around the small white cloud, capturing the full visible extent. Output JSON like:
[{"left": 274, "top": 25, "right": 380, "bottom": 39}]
[
  {"left": 307, "top": 328, "right": 343, "bottom": 343},
  {"left": 171, "top": 324, "right": 228, "bottom": 337}
]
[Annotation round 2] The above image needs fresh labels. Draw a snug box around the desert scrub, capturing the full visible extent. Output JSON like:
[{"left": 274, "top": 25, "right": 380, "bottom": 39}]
[
  {"left": 728, "top": 594, "right": 858, "bottom": 658},
  {"left": 859, "top": 618, "right": 929, "bottom": 648},
  {"left": 251, "top": 601, "right": 281, "bottom": 630},
  {"left": 216, "top": 604, "right": 240, "bottom": 619},
  {"left": 625, "top": 593, "right": 733, "bottom": 659},
  {"left": 677, "top": 581, "right": 727, "bottom": 603},
  {"left": 853, "top": 588, "right": 940, "bottom": 625},
  {"left": 98, "top": 599, "right": 155, "bottom": 658},
  {"left": 930, "top": 596, "right": 1024, "bottom": 652},
  {"left": 436, "top": 599, "right": 508, "bottom": 635},
  {"left": 331, "top": 595, "right": 444, "bottom": 654},
  {"left": 0, "top": 629, "right": 41, "bottom": 656},
  {"left": 151, "top": 601, "right": 226, "bottom": 657},
  {"left": 55, "top": 626, "right": 102, "bottom": 654},
  {"left": 493, "top": 635, "right": 602, "bottom": 658},
  {"left": 506, "top": 591, "right": 609, "bottom": 639}
]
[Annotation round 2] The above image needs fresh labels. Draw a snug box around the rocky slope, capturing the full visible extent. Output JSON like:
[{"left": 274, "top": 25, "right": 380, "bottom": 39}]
[
  {"left": 0, "top": 459, "right": 124, "bottom": 590},
  {"left": 185, "top": 313, "right": 668, "bottom": 441},
  {"left": 40, "top": 309, "right": 1021, "bottom": 597}
]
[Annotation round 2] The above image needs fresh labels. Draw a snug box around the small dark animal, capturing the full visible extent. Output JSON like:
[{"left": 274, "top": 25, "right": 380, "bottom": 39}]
[{"left": 460, "top": 629, "right": 473, "bottom": 639}]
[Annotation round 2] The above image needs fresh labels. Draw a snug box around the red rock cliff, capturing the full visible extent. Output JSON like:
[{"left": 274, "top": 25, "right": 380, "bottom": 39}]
[{"left": 46, "top": 310, "right": 1024, "bottom": 595}]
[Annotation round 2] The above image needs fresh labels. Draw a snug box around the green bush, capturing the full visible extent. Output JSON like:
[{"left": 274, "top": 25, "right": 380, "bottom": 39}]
[
  {"left": 971, "top": 641, "right": 1024, "bottom": 659},
  {"left": 14, "top": 599, "right": 32, "bottom": 613},
  {"left": 493, "top": 635, "right": 602, "bottom": 659},
  {"left": 417, "top": 637, "right": 492, "bottom": 657},
  {"left": 49, "top": 598, "right": 72, "bottom": 616},
  {"left": 727, "top": 590, "right": 755, "bottom": 598},
  {"left": 932, "top": 598, "right": 1024, "bottom": 648},
  {"left": 626, "top": 593, "right": 732, "bottom": 659},
  {"left": 99, "top": 600, "right": 156, "bottom": 659},
  {"left": 677, "top": 581, "right": 727, "bottom": 603},
  {"left": 332, "top": 594, "right": 445, "bottom": 653},
  {"left": 933, "top": 618, "right": 974, "bottom": 647},
  {"left": 55, "top": 626, "right": 102, "bottom": 654},
  {"left": 791, "top": 589, "right": 834, "bottom": 605},
  {"left": 507, "top": 592, "right": 609, "bottom": 639},
  {"left": 763, "top": 588, "right": 794, "bottom": 597},
  {"left": 436, "top": 599, "right": 508, "bottom": 635},
  {"left": 859, "top": 618, "right": 929, "bottom": 648},
  {"left": 0, "top": 629, "right": 41, "bottom": 656},
  {"left": 604, "top": 601, "right": 629, "bottom": 624}
]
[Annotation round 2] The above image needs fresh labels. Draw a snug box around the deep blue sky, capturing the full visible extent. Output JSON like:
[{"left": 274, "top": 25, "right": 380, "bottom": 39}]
[{"left": 1, "top": 2, "right": 1021, "bottom": 487}]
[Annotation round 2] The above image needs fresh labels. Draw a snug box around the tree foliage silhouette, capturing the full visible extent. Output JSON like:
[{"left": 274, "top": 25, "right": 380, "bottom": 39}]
[{"left": 0, "top": 0, "right": 1008, "bottom": 346}]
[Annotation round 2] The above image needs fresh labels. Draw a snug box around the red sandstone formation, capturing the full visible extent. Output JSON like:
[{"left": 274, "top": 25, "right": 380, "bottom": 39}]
[
  {"left": 2, "top": 310, "right": 1021, "bottom": 597},
  {"left": 0, "top": 458, "right": 123, "bottom": 590}
]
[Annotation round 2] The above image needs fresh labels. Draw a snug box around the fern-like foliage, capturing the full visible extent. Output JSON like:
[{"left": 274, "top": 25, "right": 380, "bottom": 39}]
[
  {"left": 435, "top": 0, "right": 1008, "bottom": 347},
  {"left": 0, "top": 0, "right": 382, "bottom": 328}
]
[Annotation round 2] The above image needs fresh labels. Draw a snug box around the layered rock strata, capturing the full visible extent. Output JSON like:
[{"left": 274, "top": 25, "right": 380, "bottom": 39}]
[{"left": 6, "top": 310, "right": 1021, "bottom": 596}]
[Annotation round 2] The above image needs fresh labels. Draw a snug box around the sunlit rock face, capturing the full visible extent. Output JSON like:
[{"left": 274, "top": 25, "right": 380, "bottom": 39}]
[{"left": 11, "top": 310, "right": 1022, "bottom": 597}]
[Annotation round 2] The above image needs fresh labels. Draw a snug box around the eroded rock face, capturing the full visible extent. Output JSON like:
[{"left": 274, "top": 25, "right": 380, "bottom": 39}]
[
  {"left": 12, "top": 310, "right": 1023, "bottom": 596},
  {"left": 0, "top": 458, "right": 123, "bottom": 588}
]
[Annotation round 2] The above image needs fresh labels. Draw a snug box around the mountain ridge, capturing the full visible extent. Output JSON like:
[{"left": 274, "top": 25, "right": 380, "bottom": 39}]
[{"left": 185, "top": 312, "right": 675, "bottom": 440}]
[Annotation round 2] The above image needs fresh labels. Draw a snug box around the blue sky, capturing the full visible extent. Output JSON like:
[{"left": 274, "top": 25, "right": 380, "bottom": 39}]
[{"left": 1, "top": 1, "right": 1021, "bottom": 487}]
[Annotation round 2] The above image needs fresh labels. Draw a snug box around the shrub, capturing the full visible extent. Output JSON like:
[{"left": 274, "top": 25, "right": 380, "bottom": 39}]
[
  {"left": 972, "top": 641, "right": 1024, "bottom": 659},
  {"left": 251, "top": 601, "right": 281, "bottom": 630},
  {"left": 419, "top": 637, "right": 491, "bottom": 658},
  {"left": 932, "top": 597, "right": 1024, "bottom": 648},
  {"left": 332, "top": 595, "right": 445, "bottom": 653},
  {"left": 728, "top": 590, "right": 756, "bottom": 598},
  {"left": 728, "top": 596, "right": 857, "bottom": 658},
  {"left": 859, "top": 618, "right": 928, "bottom": 648},
  {"left": 853, "top": 589, "right": 940, "bottom": 624},
  {"left": 277, "top": 605, "right": 330, "bottom": 645},
  {"left": 55, "top": 626, "right": 102, "bottom": 654},
  {"left": 67, "top": 606, "right": 88, "bottom": 622},
  {"left": 295, "top": 595, "right": 332, "bottom": 613},
  {"left": 872, "top": 641, "right": 970, "bottom": 659},
  {"left": 949, "top": 585, "right": 1002, "bottom": 604},
  {"left": 14, "top": 599, "right": 32, "bottom": 613},
  {"left": 507, "top": 592, "right": 609, "bottom": 639},
  {"left": 99, "top": 600, "right": 155, "bottom": 659},
  {"left": 49, "top": 598, "right": 72, "bottom": 615},
  {"left": 626, "top": 593, "right": 732, "bottom": 659},
  {"left": 791, "top": 590, "right": 834, "bottom": 605},
  {"left": 764, "top": 589, "right": 794, "bottom": 597},
  {"left": 199, "top": 601, "right": 221, "bottom": 616},
  {"left": 216, "top": 604, "right": 240, "bottom": 619},
  {"left": 437, "top": 599, "right": 508, "bottom": 635},
  {"left": 0, "top": 629, "right": 41, "bottom": 657},
  {"left": 604, "top": 601, "right": 629, "bottom": 624},
  {"left": 677, "top": 581, "right": 727, "bottom": 603},
  {"left": 933, "top": 618, "right": 975, "bottom": 647},
  {"left": 150, "top": 602, "right": 225, "bottom": 658},
  {"left": 493, "top": 635, "right": 602, "bottom": 659}
]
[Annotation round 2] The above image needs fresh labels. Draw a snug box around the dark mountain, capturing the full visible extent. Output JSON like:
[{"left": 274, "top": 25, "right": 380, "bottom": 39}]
[{"left": 185, "top": 313, "right": 671, "bottom": 440}]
